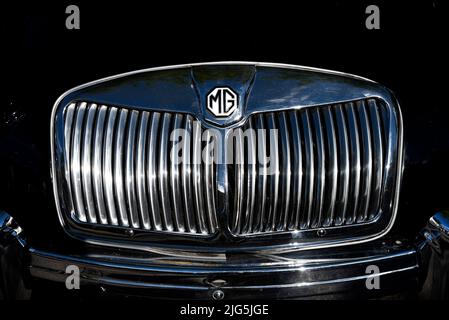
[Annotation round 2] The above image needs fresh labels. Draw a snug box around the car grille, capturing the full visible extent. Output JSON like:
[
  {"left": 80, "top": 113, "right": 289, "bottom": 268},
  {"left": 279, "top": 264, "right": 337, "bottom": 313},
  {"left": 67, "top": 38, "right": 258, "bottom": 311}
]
[
  {"left": 228, "top": 98, "right": 394, "bottom": 235},
  {"left": 54, "top": 97, "right": 400, "bottom": 241},
  {"left": 61, "top": 102, "right": 218, "bottom": 235}
]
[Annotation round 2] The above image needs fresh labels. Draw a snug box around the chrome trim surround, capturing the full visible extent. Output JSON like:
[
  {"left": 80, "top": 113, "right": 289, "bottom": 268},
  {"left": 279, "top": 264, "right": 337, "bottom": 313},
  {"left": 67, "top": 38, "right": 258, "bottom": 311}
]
[
  {"left": 29, "top": 239, "right": 419, "bottom": 299},
  {"left": 50, "top": 61, "right": 404, "bottom": 252}
]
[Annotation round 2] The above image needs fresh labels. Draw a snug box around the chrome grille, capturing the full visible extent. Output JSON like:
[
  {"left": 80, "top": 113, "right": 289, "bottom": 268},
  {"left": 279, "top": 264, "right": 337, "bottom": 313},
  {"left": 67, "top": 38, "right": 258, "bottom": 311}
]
[
  {"left": 62, "top": 102, "right": 218, "bottom": 235},
  {"left": 51, "top": 63, "right": 404, "bottom": 249},
  {"left": 229, "top": 98, "right": 397, "bottom": 235},
  {"left": 55, "top": 98, "right": 399, "bottom": 241}
]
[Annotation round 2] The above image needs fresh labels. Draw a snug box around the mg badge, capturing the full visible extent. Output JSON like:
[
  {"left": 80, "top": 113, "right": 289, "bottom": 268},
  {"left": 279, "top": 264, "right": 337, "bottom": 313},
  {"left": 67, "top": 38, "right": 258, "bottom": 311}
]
[{"left": 206, "top": 87, "right": 238, "bottom": 117}]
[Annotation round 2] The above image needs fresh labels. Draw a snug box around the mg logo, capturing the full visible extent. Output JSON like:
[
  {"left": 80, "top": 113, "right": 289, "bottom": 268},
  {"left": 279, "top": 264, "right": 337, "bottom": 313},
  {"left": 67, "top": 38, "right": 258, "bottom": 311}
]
[{"left": 206, "top": 87, "right": 238, "bottom": 117}]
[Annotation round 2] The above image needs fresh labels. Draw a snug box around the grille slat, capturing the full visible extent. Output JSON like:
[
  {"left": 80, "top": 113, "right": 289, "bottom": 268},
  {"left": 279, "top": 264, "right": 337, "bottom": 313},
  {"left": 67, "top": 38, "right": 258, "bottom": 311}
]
[
  {"left": 136, "top": 111, "right": 150, "bottom": 229},
  {"left": 346, "top": 103, "right": 361, "bottom": 225},
  {"left": 92, "top": 105, "right": 108, "bottom": 225},
  {"left": 279, "top": 112, "right": 292, "bottom": 231},
  {"left": 255, "top": 114, "right": 268, "bottom": 233},
  {"left": 301, "top": 110, "right": 314, "bottom": 229},
  {"left": 311, "top": 109, "right": 325, "bottom": 228},
  {"left": 71, "top": 102, "right": 87, "bottom": 223},
  {"left": 358, "top": 100, "right": 373, "bottom": 222},
  {"left": 368, "top": 100, "right": 384, "bottom": 219},
  {"left": 231, "top": 128, "right": 245, "bottom": 234},
  {"left": 267, "top": 114, "right": 280, "bottom": 232},
  {"left": 103, "top": 107, "right": 119, "bottom": 226},
  {"left": 125, "top": 111, "right": 140, "bottom": 227},
  {"left": 148, "top": 112, "right": 163, "bottom": 230},
  {"left": 81, "top": 103, "right": 97, "bottom": 224},
  {"left": 125, "top": 110, "right": 140, "bottom": 228},
  {"left": 158, "top": 113, "right": 174, "bottom": 231},
  {"left": 334, "top": 105, "right": 350, "bottom": 225},
  {"left": 288, "top": 111, "right": 303, "bottom": 230},
  {"left": 192, "top": 120, "right": 208, "bottom": 234},
  {"left": 170, "top": 114, "right": 186, "bottom": 232},
  {"left": 231, "top": 98, "right": 396, "bottom": 235},
  {"left": 114, "top": 109, "right": 129, "bottom": 227},
  {"left": 63, "top": 103, "right": 76, "bottom": 217},
  {"left": 204, "top": 130, "right": 218, "bottom": 232},
  {"left": 244, "top": 119, "right": 257, "bottom": 233},
  {"left": 323, "top": 106, "right": 338, "bottom": 227},
  {"left": 181, "top": 115, "right": 196, "bottom": 233}
]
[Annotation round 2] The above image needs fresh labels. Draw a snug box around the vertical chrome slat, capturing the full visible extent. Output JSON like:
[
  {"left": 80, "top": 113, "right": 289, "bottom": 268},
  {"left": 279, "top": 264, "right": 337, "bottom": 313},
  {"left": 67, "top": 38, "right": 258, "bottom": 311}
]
[
  {"left": 203, "top": 129, "right": 218, "bottom": 233},
  {"left": 81, "top": 104, "right": 98, "bottom": 224},
  {"left": 311, "top": 109, "right": 325, "bottom": 227},
  {"left": 103, "top": 107, "right": 119, "bottom": 225},
  {"left": 158, "top": 113, "right": 174, "bottom": 231},
  {"left": 288, "top": 111, "right": 303, "bottom": 230},
  {"left": 63, "top": 103, "right": 76, "bottom": 213},
  {"left": 136, "top": 111, "right": 151, "bottom": 229},
  {"left": 380, "top": 103, "right": 398, "bottom": 210},
  {"left": 357, "top": 100, "right": 373, "bottom": 222},
  {"left": 232, "top": 128, "right": 245, "bottom": 234},
  {"left": 71, "top": 102, "right": 87, "bottom": 222},
  {"left": 170, "top": 114, "right": 186, "bottom": 232},
  {"left": 114, "top": 109, "right": 130, "bottom": 227},
  {"left": 266, "top": 113, "right": 279, "bottom": 231},
  {"left": 300, "top": 110, "right": 314, "bottom": 229},
  {"left": 367, "top": 99, "right": 384, "bottom": 219},
  {"left": 125, "top": 111, "right": 140, "bottom": 228},
  {"left": 346, "top": 102, "right": 361, "bottom": 224},
  {"left": 92, "top": 106, "right": 108, "bottom": 224},
  {"left": 278, "top": 112, "right": 291, "bottom": 231},
  {"left": 334, "top": 105, "right": 350, "bottom": 225},
  {"left": 192, "top": 120, "right": 208, "bottom": 234},
  {"left": 181, "top": 115, "right": 196, "bottom": 233},
  {"left": 323, "top": 107, "right": 338, "bottom": 226},
  {"left": 244, "top": 119, "right": 257, "bottom": 233},
  {"left": 255, "top": 114, "right": 268, "bottom": 233},
  {"left": 147, "top": 112, "right": 162, "bottom": 230}
]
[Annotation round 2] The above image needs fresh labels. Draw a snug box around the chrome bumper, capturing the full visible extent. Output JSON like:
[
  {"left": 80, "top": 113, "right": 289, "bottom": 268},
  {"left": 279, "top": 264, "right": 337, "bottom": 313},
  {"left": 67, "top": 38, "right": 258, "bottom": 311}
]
[
  {"left": 29, "top": 240, "right": 421, "bottom": 299},
  {"left": 3, "top": 210, "right": 449, "bottom": 299}
]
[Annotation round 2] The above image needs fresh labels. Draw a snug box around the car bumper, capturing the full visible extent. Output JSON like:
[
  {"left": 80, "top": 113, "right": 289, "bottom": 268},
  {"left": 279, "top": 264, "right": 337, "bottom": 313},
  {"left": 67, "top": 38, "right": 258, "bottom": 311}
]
[
  {"left": 2, "top": 211, "right": 449, "bottom": 299},
  {"left": 29, "top": 243, "right": 421, "bottom": 299}
]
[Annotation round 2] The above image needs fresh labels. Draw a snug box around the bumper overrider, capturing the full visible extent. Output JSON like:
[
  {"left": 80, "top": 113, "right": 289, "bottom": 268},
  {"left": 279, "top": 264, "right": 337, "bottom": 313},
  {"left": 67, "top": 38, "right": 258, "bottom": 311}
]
[{"left": 1, "top": 210, "right": 449, "bottom": 299}]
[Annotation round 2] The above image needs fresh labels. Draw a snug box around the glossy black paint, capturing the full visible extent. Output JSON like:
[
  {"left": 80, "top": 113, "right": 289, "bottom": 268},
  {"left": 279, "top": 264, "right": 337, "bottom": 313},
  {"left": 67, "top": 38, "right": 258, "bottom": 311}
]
[{"left": 1, "top": 1, "right": 448, "bottom": 298}]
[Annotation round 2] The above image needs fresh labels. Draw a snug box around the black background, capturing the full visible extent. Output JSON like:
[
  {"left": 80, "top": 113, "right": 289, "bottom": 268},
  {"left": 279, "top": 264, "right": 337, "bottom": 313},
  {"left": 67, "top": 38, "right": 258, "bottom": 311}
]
[
  {"left": 0, "top": 0, "right": 449, "bottom": 305},
  {"left": 3, "top": 0, "right": 446, "bottom": 96}
]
